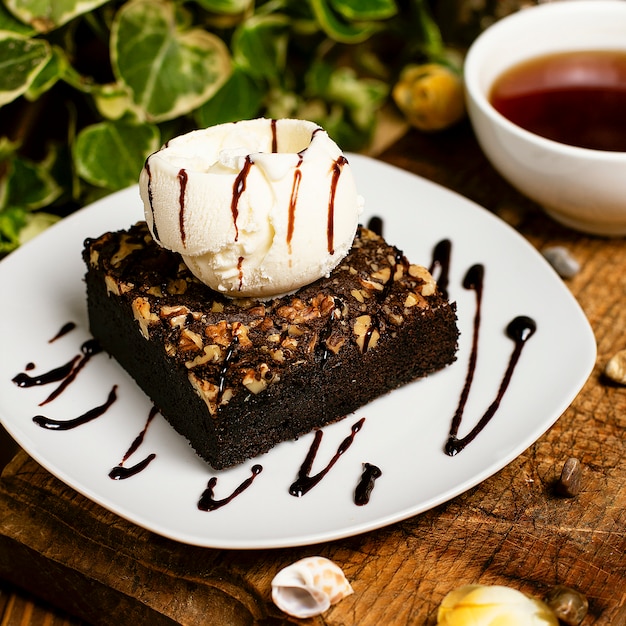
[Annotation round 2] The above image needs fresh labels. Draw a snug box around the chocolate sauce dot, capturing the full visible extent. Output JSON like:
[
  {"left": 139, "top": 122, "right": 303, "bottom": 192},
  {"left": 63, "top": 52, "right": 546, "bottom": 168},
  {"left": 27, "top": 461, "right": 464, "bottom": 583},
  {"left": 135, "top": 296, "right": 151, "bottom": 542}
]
[
  {"left": 507, "top": 315, "right": 536, "bottom": 342},
  {"left": 354, "top": 462, "right": 382, "bottom": 505}
]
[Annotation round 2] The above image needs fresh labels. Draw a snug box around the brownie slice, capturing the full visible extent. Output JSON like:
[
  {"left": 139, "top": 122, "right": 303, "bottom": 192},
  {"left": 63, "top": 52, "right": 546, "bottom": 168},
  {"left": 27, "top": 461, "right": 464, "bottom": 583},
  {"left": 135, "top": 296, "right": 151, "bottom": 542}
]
[{"left": 83, "top": 221, "right": 458, "bottom": 469}]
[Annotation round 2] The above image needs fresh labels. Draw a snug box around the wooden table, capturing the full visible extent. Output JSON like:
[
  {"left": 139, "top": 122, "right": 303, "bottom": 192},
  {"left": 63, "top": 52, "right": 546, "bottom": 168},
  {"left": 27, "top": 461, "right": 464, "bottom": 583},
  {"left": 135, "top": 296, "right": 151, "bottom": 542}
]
[{"left": 2, "top": 120, "right": 626, "bottom": 625}]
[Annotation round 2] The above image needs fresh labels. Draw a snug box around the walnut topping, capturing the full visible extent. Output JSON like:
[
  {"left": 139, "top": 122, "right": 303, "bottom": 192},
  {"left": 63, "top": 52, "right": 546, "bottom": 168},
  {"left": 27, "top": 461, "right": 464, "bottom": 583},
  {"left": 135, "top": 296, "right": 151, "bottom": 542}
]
[
  {"left": 353, "top": 314, "right": 380, "bottom": 352},
  {"left": 188, "top": 372, "right": 220, "bottom": 415},
  {"left": 242, "top": 363, "right": 280, "bottom": 394},
  {"left": 383, "top": 305, "right": 404, "bottom": 326},
  {"left": 351, "top": 288, "right": 366, "bottom": 303},
  {"left": 371, "top": 266, "right": 391, "bottom": 284},
  {"left": 105, "top": 275, "right": 120, "bottom": 296},
  {"left": 166, "top": 278, "right": 188, "bottom": 295},
  {"left": 111, "top": 235, "right": 143, "bottom": 266},
  {"left": 359, "top": 277, "right": 384, "bottom": 292},
  {"left": 160, "top": 304, "right": 190, "bottom": 329},
  {"left": 404, "top": 292, "right": 420, "bottom": 308},
  {"left": 185, "top": 344, "right": 223, "bottom": 368},
  {"left": 325, "top": 333, "right": 346, "bottom": 355},
  {"left": 89, "top": 249, "right": 100, "bottom": 267},
  {"left": 270, "top": 348, "right": 285, "bottom": 362},
  {"left": 277, "top": 294, "right": 335, "bottom": 323},
  {"left": 409, "top": 264, "right": 437, "bottom": 296},
  {"left": 205, "top": 321, "right": 231, "bottom": 346},
  {"left": 405, "top": 291, "right": 428, "bottom": 309},
  {"left": 131, "top": 297, "right": 159, "bottom": 339},
  {"left": 179, "top": 328, "right": 203, "bottom": 352}
]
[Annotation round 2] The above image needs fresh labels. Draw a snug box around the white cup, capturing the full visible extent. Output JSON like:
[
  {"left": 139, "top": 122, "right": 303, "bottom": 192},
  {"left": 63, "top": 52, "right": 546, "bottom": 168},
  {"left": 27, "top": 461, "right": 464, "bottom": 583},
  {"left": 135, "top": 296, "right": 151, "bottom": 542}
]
[{"left": 464, "top": 0, "right": 626, "bottom": 236}]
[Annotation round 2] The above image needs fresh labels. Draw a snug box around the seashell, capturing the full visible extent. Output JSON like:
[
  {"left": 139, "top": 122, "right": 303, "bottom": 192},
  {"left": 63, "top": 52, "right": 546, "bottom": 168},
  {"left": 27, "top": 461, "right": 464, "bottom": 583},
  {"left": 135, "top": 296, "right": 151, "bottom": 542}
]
[
  {"left": 604, "top": 349, "right": 626, "bottom": 385},
  {"left": 437, "top": 584, "right": 559, "bottom": 625},
  {"left": 271, "top": 556, "right": 354, "bottom": 618},
  {"left": 541, "top": 246, "right": 581, "bottom": 279}
]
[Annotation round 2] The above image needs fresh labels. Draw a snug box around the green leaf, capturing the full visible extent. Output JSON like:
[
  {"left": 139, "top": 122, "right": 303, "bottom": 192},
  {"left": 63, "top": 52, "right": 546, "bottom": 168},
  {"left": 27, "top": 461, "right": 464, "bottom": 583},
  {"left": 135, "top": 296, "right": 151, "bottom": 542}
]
[
  {"left": 3, "top": 154, "right": 63, "bottom": 210},
  {"left": 0, "top": 33, "right": 51, "bottom": 106},
  {"left": 0, "top": 206, "right": 27, "bottom": 254},
  {"left": 232, "top": 14, "right": 289, "bottom": 81},
  {"left": 111, "top": 0, "right": 232, "bottom": 122},
  {"left": 308, "top": 0, "right": 378, "bottom": 43},
  {"left": 0, "top": 2, "right": 36, "bottom": 35},
  {"left": 330, "top": 0, "right": 397, "bottom": 21},
  {"left": 92, "top": 82, "right": 142, "bottom": 120},
  {"left": 4, "top": 0, "right": 111, "bottom": 34},
  {"left": 74, "top": 120, "right": 161, "bottom": 190},
  {"left": 24, "top": 44, "right": 68, "bottom": 100},
  {"left": 193, "top": 0, "right": 253, "bottom": 14},
  {"left": 195, "top": 67, "right": 264, "bottom": 127},
  {"left": 306, "top": 61, "right": 387, "bottom": 130}
]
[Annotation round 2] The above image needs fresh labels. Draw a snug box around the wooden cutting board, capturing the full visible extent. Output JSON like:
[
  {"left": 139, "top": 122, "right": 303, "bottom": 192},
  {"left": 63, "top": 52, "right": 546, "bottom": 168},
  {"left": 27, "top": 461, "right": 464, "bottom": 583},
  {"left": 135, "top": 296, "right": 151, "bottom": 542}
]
[{"left": 2, "top": 122, "right": 626, "bottom": 625}]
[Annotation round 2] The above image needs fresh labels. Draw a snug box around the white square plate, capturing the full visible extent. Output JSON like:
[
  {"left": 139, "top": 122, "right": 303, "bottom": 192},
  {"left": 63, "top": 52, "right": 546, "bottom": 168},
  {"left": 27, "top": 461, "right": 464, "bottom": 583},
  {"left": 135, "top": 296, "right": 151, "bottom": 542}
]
[{"left": 0, "top": 154, "right": 596, "bottom": 548}]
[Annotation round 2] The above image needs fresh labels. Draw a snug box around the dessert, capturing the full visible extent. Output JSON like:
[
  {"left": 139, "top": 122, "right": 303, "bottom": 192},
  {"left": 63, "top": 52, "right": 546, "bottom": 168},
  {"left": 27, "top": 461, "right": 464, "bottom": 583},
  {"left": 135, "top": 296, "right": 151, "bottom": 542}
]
[{"left": 82, "top": 119, "right": 458, "bottom": 469}]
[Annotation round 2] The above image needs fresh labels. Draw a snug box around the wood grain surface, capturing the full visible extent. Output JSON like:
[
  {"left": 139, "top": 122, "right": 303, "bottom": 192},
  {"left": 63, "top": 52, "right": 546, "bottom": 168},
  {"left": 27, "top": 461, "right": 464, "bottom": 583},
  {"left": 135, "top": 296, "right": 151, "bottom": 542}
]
[{"left": 2, "top": 120, "right": 626, "bottom": 625}]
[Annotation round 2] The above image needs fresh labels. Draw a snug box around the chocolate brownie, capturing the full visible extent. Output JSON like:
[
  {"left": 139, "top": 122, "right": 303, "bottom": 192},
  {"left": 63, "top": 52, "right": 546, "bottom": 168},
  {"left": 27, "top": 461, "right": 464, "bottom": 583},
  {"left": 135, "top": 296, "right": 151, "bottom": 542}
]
[{"left": 83, "top": 221, "right": 458, "bottom": 469}]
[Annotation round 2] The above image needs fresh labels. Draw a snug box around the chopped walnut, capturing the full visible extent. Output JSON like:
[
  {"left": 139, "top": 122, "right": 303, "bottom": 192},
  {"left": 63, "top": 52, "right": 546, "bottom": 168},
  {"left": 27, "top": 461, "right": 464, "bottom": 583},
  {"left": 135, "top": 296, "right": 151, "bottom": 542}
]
[
  {"left": 179, "top": 328, "right": 203, "bottom": 352},
  {"left": 111, "top": 235, "right": 143, "bottom": 266},
  {"left": 166, "top": 278, "right": 188, "bottom": 295},
  {"left": 185, "top": 344, "right": 223, "bottom": 369},
  {"left": 131, "top": 297, "right": 159, "bottom": 339},
  {"left": 187, "top": 372, "right": 220, "bottom": 415},
  {"left": 409, "top": 264, "right": 437, "bottom": 296},
  {"left": 353, "top": 314, "right": 380, "bottom": 352},
  {"left": 371, "top": 266, "right": 391, "bottom": 284}
]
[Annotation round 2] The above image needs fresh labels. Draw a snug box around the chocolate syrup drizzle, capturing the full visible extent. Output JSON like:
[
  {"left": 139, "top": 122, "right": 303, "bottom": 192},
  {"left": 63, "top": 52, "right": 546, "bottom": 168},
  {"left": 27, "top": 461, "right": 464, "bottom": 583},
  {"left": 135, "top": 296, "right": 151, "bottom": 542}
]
[
  {"left": 327, "top": 156, "right": 348, "bottom": 255},
  {"left": 109, "top": 406, "right": 159, "bottom": 480},
  {"left": 177, "top": 168, "right": 188, "bottom": 246},
  {"left": 443, "top": 261, "right": 536, "bottom": 455},
  {"left": 49, "top": 321, "right": 76, "bottom": 343},
  {"left": 13, "top": 338, "right": 102, "bottom": 406},
  {"left": 429, "top": 239, "right": 452, "bottom": 300},
  {"left": 271, "top": 119, "right": 278, "bottom": 153},
  {"left": 287, "top": 158, "right": 303, "bottom": 254},
  {"left": 33, "top": 385, "right": 117, "bottom": 430},
  {"left": 289, "top": 417, "right": 365, "bottom": 497},
  {"left": 198, "top": 464, "right": 263, "bottom": 511},
  {"left": 354, "top": 463, "right": 382, "bottom": 506},
  {"left": 231, "top": 156, "right": 253, "bottom": 242},
  {"left": 144, "top": 161, "right": 159, "bottom": 242},
  {"left": 367, "top": 216, "right": 383, "bottom": 236},
  {"left": 218, "top": 334, "right": 239, "bottom": 395}
]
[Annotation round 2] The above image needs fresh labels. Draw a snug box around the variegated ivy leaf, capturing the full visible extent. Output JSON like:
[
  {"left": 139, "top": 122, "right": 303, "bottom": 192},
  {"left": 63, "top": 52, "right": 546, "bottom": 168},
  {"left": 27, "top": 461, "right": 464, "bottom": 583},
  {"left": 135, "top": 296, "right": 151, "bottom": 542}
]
[
  {"left": 0, "top": 1, "right": 35, "bottom": 35},
  {"left": 92, "top": 82, "right": 143, "bottom": 121},
  {"left": 330, "top": 0, "right": 397, "bottom": 21},
  {"left": 111, "top": 0, "right": 232, "bottom": 123},
  {"left": 4, "top": 0, "right": 111, "bottom": 34},
  {"left": 74, "top": 119, "right": 160, "bottom": 190},
  {"left": 232, "top": 14, "right": 289, "bottom": 80},
  {"left": 194, "top": 0, "right": 253, "bottom": 14},
  {"left": 1, "top": 153, "right": 63, "bottom": 211},
  {"left": 0, "top": 33, "right": 51, "bottom": 106},
  {"left": 308, "top": 0, "right": 379, "bottom": 43},
  {"left": 24, "top": 44, "right": 68, "bottom": 101},
  {"left": 195, "top": 66, "right": 264, "bottom": 127}
]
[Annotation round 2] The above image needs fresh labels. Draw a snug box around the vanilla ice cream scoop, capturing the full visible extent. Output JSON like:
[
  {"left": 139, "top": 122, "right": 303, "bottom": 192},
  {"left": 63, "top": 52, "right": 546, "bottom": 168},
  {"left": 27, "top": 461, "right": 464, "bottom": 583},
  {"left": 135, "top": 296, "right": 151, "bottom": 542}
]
[{"left": 139, "top": 118, "right": 363, "bottom": 298}]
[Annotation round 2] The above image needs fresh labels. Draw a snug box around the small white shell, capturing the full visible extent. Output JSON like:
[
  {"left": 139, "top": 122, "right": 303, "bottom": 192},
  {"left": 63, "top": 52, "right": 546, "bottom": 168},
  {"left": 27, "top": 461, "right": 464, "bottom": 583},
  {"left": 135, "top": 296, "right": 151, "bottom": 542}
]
[
  {"left": 271, "top": 556, "right": 354, "bottom": 618},
  {"left": 605, "top": 349, "right": 626, "bottom": 385}
]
